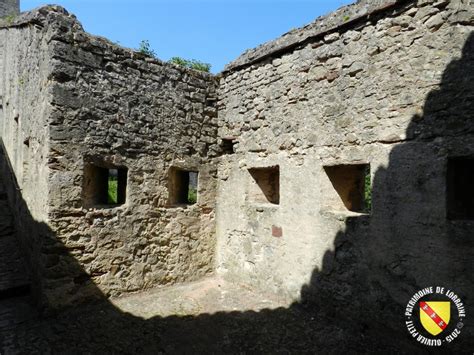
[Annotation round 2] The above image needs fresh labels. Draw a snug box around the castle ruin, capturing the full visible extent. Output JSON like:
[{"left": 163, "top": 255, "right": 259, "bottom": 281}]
[
  {"left": 0, "top": 0, "right": 473, "bottom": 351},
  {"left": 0, "top": 0, "right": 18, "bottom": 18}
]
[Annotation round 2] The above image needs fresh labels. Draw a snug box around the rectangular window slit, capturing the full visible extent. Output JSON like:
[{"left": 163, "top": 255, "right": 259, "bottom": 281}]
[
  {"left": 83, "top": 164, "right": 127, "bottom": 208},
  {"left": 108, "top": 169, "right": 118, "bottom": 204},
  {"left": 169, "top": 168, "right": 198, "bottom": 206},
  {"left": 222, "top": 138, "right": 237, "bottom": 155},
  {"left": 324, "top": 163, "right": 371, "bottom": 213}
]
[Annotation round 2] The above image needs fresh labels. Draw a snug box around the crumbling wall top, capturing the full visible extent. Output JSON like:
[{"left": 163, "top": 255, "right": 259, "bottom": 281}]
[
  {"left": 223, "top": 0, "right": 412, "bottom": 72},
  {"left": 0, "top": 0, "right": 19, "bottom": 18},
  {"left": 0, "top": 5, "right": 215, "bottom": 80},
  {"left": 0, "top": 5, "right": 81, "bottom": 30}
]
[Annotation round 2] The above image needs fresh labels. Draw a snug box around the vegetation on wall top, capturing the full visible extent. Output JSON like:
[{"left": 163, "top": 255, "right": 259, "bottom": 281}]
[
  {"left": 137, "top": 40, "right": 211, "bottom": 73},
  {"left": 168, "top": 57, "right": 211, "bottom": 73},
  {"left": 137, "top": 40, "right": 157, "bottom": 58}
]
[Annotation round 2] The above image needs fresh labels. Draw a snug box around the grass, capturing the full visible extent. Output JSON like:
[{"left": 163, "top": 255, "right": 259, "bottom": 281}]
[
  {"left": 188, "top": 187, "right": 197, "bottom": 204},
  {"left": 108, "top": 178, "right": 118, "bottom": 205},
  {"left": 169, "top": 57, "right": 212, "bottom": 73}
]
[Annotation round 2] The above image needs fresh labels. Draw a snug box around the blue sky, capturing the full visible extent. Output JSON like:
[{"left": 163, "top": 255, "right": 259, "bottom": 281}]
[{"left": 21, "top": 1, "right": 354, "bottom": 73}]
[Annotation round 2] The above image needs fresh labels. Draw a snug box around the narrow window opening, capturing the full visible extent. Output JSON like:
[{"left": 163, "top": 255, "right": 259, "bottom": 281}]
[
  {"left": 169, "top": 168, "right": 198, "bottom": 205},
  {"left": 364, "top": 165, "right": 372, "bottom": 213},
  {"left": 188, "top": 171, "right": 198, "bottom": 204},
  {"left": 222, "top": 138, "right": 236, "bottom": 155},
  {"left": 83, "top": 164, "right": 127, "bottom": 208},
  {"left": 248, "top": 166, "right": 280, "bottom": 205},
  {"left": 324, "top": 163, "right": 371, "bottom": 213},
  {"left": 447, "top": 157, "right": 474, "bottom": 220},
  {"left": 107, "top": 169, "right": 118, "bottom": 204}
]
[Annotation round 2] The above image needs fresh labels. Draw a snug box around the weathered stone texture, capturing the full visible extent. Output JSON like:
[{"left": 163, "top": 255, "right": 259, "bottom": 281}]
[
  {"left": 0, "top": 9, "right": 58, "bottom": 302},
  {"left": 0, "top": 0, "right": 19, "bottom": 18},
  {"left": 217, "top": 0, "right": 474, "bottom": 337},
  {"left": 46, "top": 15, "right": 219, "bottom": 308},
  {"left": 0, "top": 5, "right": 473, "bottom": 350},
  {"left": 1, "top": 6, "right": 219, "bottom": 309}
]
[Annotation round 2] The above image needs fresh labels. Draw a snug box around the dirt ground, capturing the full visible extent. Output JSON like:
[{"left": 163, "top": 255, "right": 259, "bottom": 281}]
[{"left": 0, "top": 277, "right": 430, "bottom": 354}]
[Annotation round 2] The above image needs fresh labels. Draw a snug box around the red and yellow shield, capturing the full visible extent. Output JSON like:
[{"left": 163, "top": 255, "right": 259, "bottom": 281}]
[{"left": 419, "top": 301, "right": 451, "bottom": 336}]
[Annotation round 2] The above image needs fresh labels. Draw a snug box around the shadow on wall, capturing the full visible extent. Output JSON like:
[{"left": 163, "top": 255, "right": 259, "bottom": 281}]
[
  {"left": 300, "top": 30, "right": 474, "bottom": 350},
  {"left": 1, "top": 33, "right": 473, "bottom": 354}
]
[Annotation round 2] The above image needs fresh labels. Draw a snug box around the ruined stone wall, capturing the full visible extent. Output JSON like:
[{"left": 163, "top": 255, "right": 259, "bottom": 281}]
[
  {"left": 217, "top": 0, "right": 474, "bottom": 333},
  {"left": 0, "top": 6, "right": 219, "bottom": 309},
  {"left": 45, "top": 10, "right": 219, "bottom": 309},
  {"left": 0, "top": 8, "right": 58, "bottom": 301},
  {"left": 0, "top": 0, "right": 19, "bottom": 18},
  {"left": 1, "top": 1, "right": 472, "bottom": 329},
  {"left": 42, "top": 11, "right": 219, "bottom": 308}
]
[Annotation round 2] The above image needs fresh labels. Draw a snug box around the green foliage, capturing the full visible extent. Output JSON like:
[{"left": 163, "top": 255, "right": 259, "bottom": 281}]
[
  {"left": 135, "top": 41, "right": 211, "bottom": 72},
  {"left": 4, "top": 14, "right": 16, "bottom": 25},
  {"left": 188, "top": 187, "right": 197, "bottom": 204},
  {"left": 364, "top": 167, "right": 372, "bottom": 213},
  {"left": 108, "top": 178, "right": 118, "bottom": 204},
  {"left": 169, "top": 57, "right": 188, "bottom": 67},
  {"left": 169, "top": 57, "right": 211, "bottom": 73},
  {"left": 137, "top": 40, "right": 157, "bottom": 58}
]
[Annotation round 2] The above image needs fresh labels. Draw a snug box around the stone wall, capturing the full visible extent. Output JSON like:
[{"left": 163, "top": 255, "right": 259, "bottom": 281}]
[
  {"left": 0, "top": 0, "right": 19, "bottom": 18},
  {"left": 0, "top": 6, "right": 219, "bottom": 309},
  {"left": 1, "top": 1, "right": 473, "bottom": 334},
  {"left": 217, "top": 0, "right": 473, "bottom": 334},
  {"left": 45, "top": 9, "right": 219, "bottom": 309},
  {"left": 0, "top": 7, "right": 57, "bottom": 302}
]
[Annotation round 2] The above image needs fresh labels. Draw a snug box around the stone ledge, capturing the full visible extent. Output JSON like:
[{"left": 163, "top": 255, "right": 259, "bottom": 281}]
[
  {"left": 0, "top": 5, "right": 79, "bottom": 29},
  {"left": 223, "top": 0, "right": 415, "bottom": 73},
  {"left": 0, "top": 5, "right": 216, "bottom": 80}
]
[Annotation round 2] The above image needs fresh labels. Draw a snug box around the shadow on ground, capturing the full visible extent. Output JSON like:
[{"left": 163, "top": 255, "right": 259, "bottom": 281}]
[{"left": 0, "top": 31, "right": 473, "bottom": 355}]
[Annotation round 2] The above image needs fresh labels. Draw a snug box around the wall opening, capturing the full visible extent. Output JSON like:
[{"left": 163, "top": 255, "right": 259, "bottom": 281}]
[
  {"left": 83, "top": 164, "right": 127, "bottom": 208},
  {"left": 168, "top": 168, "right": 198, "bottom": 206},
  {"left": 447, "top": 157, "right": 474, "bottom": 220},
  {"left": 221, "top": 138, "right": 236, "bottom": 155},
  {"left": 324, "top": 164, "right": 371, "bottom": 213},
  {"left": 248, "top": 166, "right": 280, "bottom": 205}
]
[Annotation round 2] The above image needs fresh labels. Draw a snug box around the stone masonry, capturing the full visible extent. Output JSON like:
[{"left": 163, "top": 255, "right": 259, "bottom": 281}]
[
  {"left": 0, "top": 0, "right": 18, "bottom": 18},
  {"left": 217, "top": 0, "right": 473, "bottom": 338},
  {"left": 218, "top": 0, "right": 473, "bottom": 297},
  {"left": 0, "top": 0, "right": 473, "bottom": 348},
  {"left": 0, "top": 6, "right": 218, "bottom": 309}
]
